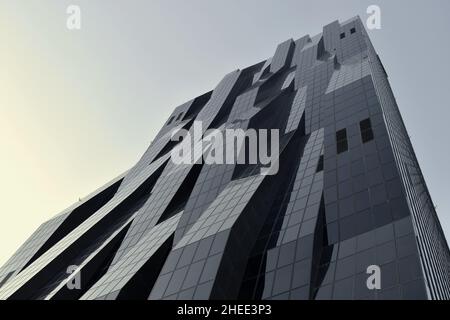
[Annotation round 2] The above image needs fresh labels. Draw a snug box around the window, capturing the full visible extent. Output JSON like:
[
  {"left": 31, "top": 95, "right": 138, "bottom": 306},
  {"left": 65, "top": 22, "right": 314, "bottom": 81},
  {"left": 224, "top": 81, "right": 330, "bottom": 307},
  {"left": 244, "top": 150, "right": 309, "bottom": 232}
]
[
  {"left": 336, "top": 129, "right": 348, "bottom": 154},
  {"left": 350, "top": 27, "right": 356, "bottom": 34},
  {"left": 340, "top": 32, "right": 346, "bottom": 39},
  {"left": 360, "top": 118, "right": 374, "bottom": 143},
  {"left": 167, "top": 116, "right": 175, "bottom": 125},
  {"left": 176, "top": 112, "right": 184, "bottom": 121},
  {"left": 316, "top": 155, "right": 324, "bottom": 172}
]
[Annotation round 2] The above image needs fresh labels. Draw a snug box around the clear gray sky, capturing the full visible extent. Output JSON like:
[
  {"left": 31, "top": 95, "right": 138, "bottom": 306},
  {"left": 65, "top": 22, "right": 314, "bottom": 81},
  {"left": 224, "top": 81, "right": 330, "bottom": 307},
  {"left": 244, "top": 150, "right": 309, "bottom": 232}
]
[{"left": 1, "top": 0, "right": 449, "bottom": 267}]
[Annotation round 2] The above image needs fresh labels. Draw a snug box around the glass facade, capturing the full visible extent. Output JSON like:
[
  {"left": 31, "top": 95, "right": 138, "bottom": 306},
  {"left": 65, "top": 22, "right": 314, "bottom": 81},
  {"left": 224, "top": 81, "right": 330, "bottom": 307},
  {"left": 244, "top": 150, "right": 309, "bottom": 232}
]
[{"left": 0, "top": 16, "right": 449, "bottom": 300}]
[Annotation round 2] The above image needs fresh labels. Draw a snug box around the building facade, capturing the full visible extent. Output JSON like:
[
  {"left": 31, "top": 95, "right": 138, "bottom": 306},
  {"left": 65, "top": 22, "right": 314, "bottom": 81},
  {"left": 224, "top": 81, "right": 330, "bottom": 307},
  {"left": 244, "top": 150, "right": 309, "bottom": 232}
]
[{"left": 1, "top": 16, "right": 449, "bottom": 300}]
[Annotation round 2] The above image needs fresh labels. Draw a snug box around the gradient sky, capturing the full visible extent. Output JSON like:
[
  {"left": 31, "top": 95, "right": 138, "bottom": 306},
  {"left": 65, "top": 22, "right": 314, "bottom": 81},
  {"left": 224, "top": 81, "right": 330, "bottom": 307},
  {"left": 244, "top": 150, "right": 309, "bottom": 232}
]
[{"left": 1, "top": 0, "right": 449, "bottom": 267}]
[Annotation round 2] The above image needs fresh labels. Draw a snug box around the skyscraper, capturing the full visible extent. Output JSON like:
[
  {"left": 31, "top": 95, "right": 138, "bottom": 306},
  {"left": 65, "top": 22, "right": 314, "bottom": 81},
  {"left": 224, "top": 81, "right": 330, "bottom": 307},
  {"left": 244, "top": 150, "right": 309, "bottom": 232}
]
[{"left": 0, "top": 16, "right": 449, "bottom": 300}]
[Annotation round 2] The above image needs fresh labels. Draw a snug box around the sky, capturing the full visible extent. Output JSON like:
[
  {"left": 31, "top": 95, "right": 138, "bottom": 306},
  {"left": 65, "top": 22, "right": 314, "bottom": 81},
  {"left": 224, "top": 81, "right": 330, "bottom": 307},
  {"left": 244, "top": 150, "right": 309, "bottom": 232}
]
[{"left": 0, "top": 0, "right": 449, "bottom": 267}]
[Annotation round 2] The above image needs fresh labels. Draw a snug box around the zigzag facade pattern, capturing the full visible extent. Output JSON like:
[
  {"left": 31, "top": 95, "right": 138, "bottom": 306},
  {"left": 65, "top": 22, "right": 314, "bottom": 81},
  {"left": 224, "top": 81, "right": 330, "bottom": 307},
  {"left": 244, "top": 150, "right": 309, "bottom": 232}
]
[{"left": 1, "top": 16, "right": 449, "bottom": 300}]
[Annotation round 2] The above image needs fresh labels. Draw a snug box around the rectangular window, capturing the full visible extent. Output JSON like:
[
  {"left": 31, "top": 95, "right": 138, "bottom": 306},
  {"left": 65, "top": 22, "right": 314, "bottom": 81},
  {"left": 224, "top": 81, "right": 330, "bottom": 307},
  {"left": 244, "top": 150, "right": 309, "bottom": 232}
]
[
  {"left": 340, "top": 32, "right": 346, "bottom": 39},
  {"left": 350, "top": 27, "right": 356, "bottom": 34},
  {"left": 316, "top": 155, "right": 324, "bottom": 172},
  {"left": 336, "top": 129, "right": 348, "bottom": 154},
  {"left": 360, "top": 118, "right": 374, "bottom": 143}
]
